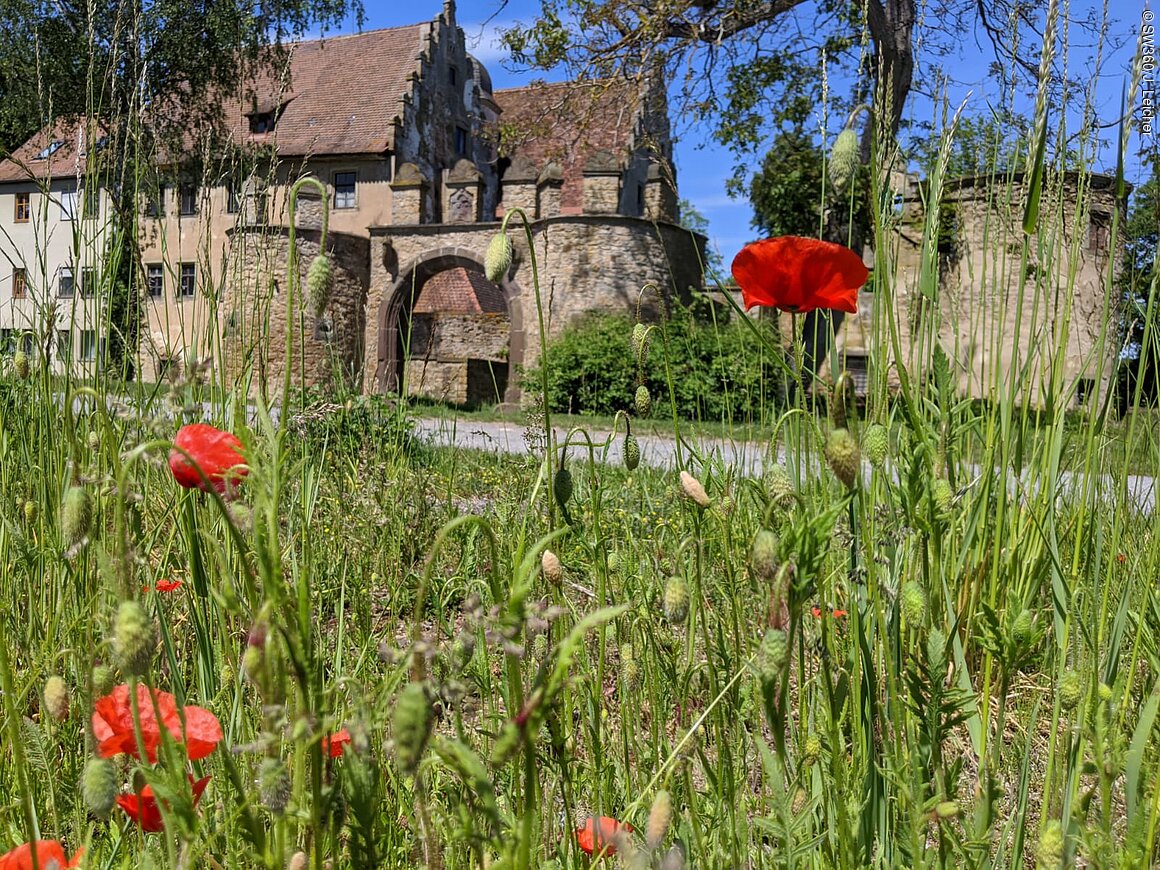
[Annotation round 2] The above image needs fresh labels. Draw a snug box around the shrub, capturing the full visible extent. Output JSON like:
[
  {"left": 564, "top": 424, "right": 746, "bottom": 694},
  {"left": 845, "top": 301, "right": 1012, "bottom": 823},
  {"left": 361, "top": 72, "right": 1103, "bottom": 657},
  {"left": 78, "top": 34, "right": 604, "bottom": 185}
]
[{"left": 525, "top": 299, "right": 786, "bottom": 422}]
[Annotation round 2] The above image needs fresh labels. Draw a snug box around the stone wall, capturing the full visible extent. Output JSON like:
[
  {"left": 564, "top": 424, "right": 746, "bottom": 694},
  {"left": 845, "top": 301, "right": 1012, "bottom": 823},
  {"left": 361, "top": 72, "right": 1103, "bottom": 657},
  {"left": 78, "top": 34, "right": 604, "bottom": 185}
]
[
  {"left": 221, "top": 225, "right": 369, "bottom": 397},
  {"left": 405, "top": 358, "right": 508, "bottom": 406},
  {"left": 411, "top": 312, "right": 508, "bottom": 360}
]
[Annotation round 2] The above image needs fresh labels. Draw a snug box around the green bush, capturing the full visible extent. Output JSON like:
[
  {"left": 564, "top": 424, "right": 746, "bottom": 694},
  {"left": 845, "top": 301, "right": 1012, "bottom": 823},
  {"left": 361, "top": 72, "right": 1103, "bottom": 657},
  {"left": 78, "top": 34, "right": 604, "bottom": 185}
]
[{"left": 525, "top": 300, "right": 787, "bottom": 422}]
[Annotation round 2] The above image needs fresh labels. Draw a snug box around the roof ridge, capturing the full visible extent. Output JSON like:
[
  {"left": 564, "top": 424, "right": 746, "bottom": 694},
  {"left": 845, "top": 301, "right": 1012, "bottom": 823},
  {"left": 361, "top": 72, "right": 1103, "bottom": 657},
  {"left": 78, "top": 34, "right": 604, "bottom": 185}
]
[{"left": 287, "top": 22, "right": 425, "bottom": 48}]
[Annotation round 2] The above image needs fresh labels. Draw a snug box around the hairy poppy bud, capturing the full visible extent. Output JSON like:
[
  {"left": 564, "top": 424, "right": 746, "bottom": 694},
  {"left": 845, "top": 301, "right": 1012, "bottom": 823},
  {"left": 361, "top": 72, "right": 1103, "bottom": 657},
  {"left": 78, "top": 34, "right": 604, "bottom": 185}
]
[
  {"left": 824, "top": 428, "right": 860, "bottom": 489},
  {"left": 82, "top": 756, "right": 119, "bottom": 818},
  {"left": 1011, "top": 609, "right": 1035, "bottom": 651},
  {"left": 393, "top": 682, "right": 433, "bottom": 775},
  {"left": 259, "top": 757, "right": 292, "bottom": 814},
  {"left": 749, "top": 529, "right": 779, "bottom": 583},
  {"left": 631, "top": 322, "right": 650, "bottom": 362},
  {"left": 660, "top": 845, "right": 686, "bottom": 870},
  {"left": 663, "top": 576, "right": 689, "bottom": 626},
  {"left": 624, "top": 434, "right": 641, "bottom": 471},
  {"left": 87, "top": 430, "right": 100, "bottom": 451},
  {"left": 541, "top": 549, "right": 563, "bottom": 587},
  {"left": 553, "top": 465, "right": 573, "bottom": 507},
  {"left": 766, "top": 464, "right": 796, "bottom": 510},
  {"left": 620, "top": 644, "right": 640, "bottom": 690},
  {"left": 679, "top": 471, "right": 710, "bottom": 508},
  {"left": 43, "top": 675, "right": 69, "bottom": 722},
  {"left": 22, "top": 499, "right": 38, "bottom": 525},
  {"left": 635, "top": 384, "right": 652, "bottom": 418},
  {"left": 13, "top": 349, "right": 29, "bottom": 380},
  {"left": 113, "top": 600, "right": 155, "bottom": 677},
  {"left": 931, "top": 479, "right": 954, "bottom": 517},
  {"left": 829, "top": 128, "right": 860, "bottom": 192},
  {"left": 935, "top": 801, "right": 960, "bottom": 819},
  {"left": 1058, "top": 670, "right": 1083, "bottom": 712},
  {"left": 1036, "top": 820, "right": 1063, "bottom": 869},
  {"left": 531, "top": 632, "right": 548, "bottom": 662},
  {"left": 647, "top": 789, "right": 673, "bottom": 848},
  {"left": 802, "top": 735, "right": 822, "bottom": 766},
  {"left": 758, "top": 628, "right": 789, "bottom": 682},
  {"left": 91, "top": 664, "right": 115, "bottom": 698},
  {"left": 863, "top": 423, "right": 889, "bottom": 468},
  {"left": 900, "top": 580, "right": 927, "bottom": 626},
  {"left": 287, "top": 853, "right": 309, "bottom": 870},
  {"left": 306, "top": 254, "right": 334, "bottom": 316},
  {"left": 484, "top": 233, "right": 513, "bottom": 283},
  {"left": 60, "top": 486, "right": 92, "bottom": 547}
]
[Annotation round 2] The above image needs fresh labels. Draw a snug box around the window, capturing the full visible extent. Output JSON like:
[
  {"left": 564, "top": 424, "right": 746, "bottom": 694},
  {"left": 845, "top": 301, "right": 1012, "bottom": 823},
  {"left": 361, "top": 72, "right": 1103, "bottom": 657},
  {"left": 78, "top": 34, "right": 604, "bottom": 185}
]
[
  {"left": 58, "top": 267, "right": 74, "bottom": 297},
  {"left": 14, "top": 192, "right": 29, "bottom": 222},
  {"left": 226, "top": 182, "right": 240, "bottom": 214},
  {"left": 60, "top": 186, "right": 78, "bottom": 221},
  {"left": 12, "top": 268, "right": 25, "bottom": 299},
  {"left": 1076, "top": 376, "right": 1095, "bottom": 406},
  {"left": 144, "top": 186, "right": 166, "bottom": 217},
  {"left": 57, "top": 330, "right": 71, "bottom": 361},
  {"left": 80, "top": 329, "right": 97, "bottom": 362},
  {"left": 83, "top": 187, "right": 99, "bottom": 219},
  {"left": 454, "top": 126, "right": 469, "bottom": 156},
  {"left": 179, "top": 263, "right": 196, "bottom": 299},
  {"left": 844, "top": 352, "right": 870, "bottom": 396},
  {"left": 1089, "top": 212, "right": 1110, "bottom": 255},
  {"left": 333, "top": 172, "right": 357, "bottom": 209},
  {"left": 249, "top": 112, "right": 275, "bottom": 134},
  {"left": 146, "top": 263, "right": 164, "bottom": 298},
  {"left": 81, "top": 267, "right": 96, "bottom": 297},
  {"left": 449, "top": 65, "right": 458, "bottom": 86},
  {"left": 33, "top": 141, "right": 63, "bottom": 160},
  {"left": 179, "top": 185, "right": 198, "bottom": 216}
]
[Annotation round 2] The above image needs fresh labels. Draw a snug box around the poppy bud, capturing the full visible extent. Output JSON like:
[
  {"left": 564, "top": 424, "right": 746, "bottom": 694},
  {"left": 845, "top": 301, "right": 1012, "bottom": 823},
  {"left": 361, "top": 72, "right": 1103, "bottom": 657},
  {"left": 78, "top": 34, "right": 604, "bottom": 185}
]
[
  {"left": 646, "top": 789, "right": 673, "bottom": 848},
  {"left": 935, "top": 801, "right": 960, "bottom": 819},
  {"left": 82, "top": 756, "right": 119, "bottom": 818},
  {"left": 829, "top": 128, "right": 860, "bottom": 192},
  {"left": 1036, "top": 820, "right": 1063, "bottom": 869},
  {"left": 1098, "top": 682, "right": 1113, "bottom": 703},
  {"left": 802, "top": 735, "right": 822, "bottom": 766},
  {"left": 259, "top": 757, "right": 292, "bottom": 814},
  {"left": 900, "top": 580, "right": 927, "bottom": 626},
  {"left": 484, "top": 232, "right": 513, "bottom": 283},
  {"left": 60, "top": 486, "right": 93, "bottom": 547},
  {"left": 43, "top": 675, "right": 69, "bottom": 722},
  {"left": 863, "top": 423, "right": 889, "bottom": 468},
  {"left": 112, "top": 600, "right": 155, "bottom": 677},
  {"left": 635, "top": 384, "right": 652, "bottom": 418},
  {"left": 624, "top": 434, "right": 641, "bottom": 471},
  {"left": 766, "top": 464, "right": 796, "bottom": 510},
  {"left": 13, "top": 349, "right": 29, "bottom": 380},
  {"left": 1011, "top": 609, "right": 1035, "bottom": 650},
  {"left": 663, "top": 576, "right": 689, "bottom": 626},
  {"left": 87, "top": 430, "right": 100, "bottom": 451},
  {"left": 660, "top": 845, "right": 686, "bottom": 870},
  {"left": 553, "top": 465, "right": 573, "bottom": 507},
  {"left": 541, "top": 549, "right": 563, "bottom": 587},
  {"left": 823, "top": 428, "right": 861, "bottom": 489},
  {"left": 306, "top": 253, "right": 334, "bottom": 316},
  {"left": 1056, "top": 670, "right": 1083, "bottom": 712},
  {"left": 530, "top": 632, "right": 548, "bottom": 662},
  {"left": 620, "top": 644, "right": 640, "bottom": 690},
  {"left": 931, "top": 479, "right": 954, "bottom": 517},
  {"left": 749, "top": 529, "right": 780, "bottom": 583},
  {"left": 679, "top": 470, "right": 710, "bottom": 508},
  {"left": 91, "top": 664, "right": 115, "bottom": 697},
  {"left": 393, "top": 682, "right": 433, "bottom": 775},
  {"left": 758, "top": 628, "right": 789, "bottom": 682},
  {"left": 22, "top": 499, "right": 38, "bottom": 525},
  {"left": 631, "top": 322, "right": 650, "bottom": 362},
  {"left": 287, "top": 853, "right": 309, "bottom": 870},
  {"left": 242, "top": 645, "right": 265, "bottom": 685}
]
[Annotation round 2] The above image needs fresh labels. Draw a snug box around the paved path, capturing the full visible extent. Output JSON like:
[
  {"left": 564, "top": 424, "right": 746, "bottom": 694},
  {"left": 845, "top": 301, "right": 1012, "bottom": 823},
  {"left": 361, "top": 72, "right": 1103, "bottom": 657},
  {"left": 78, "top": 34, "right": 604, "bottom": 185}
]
[{"left": 413, "top": 416, "right": 1159, "bottom": 513}]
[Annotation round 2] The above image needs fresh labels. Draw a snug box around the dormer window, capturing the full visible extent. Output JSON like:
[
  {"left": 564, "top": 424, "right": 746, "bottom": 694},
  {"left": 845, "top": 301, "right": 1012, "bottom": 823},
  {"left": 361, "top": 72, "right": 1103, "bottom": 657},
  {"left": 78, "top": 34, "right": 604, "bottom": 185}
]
[
  {"left": 34, "top": 141, "right": 64, "bottom": 160},
  {"left": 249, "top": 112, "right": 275, "bottom": 134}
]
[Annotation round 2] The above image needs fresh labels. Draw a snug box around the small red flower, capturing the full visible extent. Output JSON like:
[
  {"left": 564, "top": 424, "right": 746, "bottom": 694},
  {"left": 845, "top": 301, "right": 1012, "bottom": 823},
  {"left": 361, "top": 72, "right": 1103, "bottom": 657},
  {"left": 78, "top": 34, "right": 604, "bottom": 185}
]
[
  {"left": 731, "top": 236, "right": 868, "bottom": 314},
  {"left": 575, "top": 816, "right": 633, "bottom": 857},
  {"left": 322, "top": 728, "right": 352, "bottom": 758},
  {"left": 116, "top": 775, "right": 210, "bottom": 832},
  {"left": 147, "top": 579, "right": 182, "bottom": 593},
  {"left": 168, "top": 424, "right": 247, "bottom": 494},
  {"left": 0, "top": 841, "right": 82, "bottom": 870},
  {"left": 92, "top": 684, "right": 222, "bottom": 763},
  {"left": 812, "top": 605, "right": 848, "bottom": 620},
  {"left": 1117, "top": 553, "right": 1126, "bottom": 564},
  {"left": 811, "top": 605, "right": 823, "bottom": 619}
]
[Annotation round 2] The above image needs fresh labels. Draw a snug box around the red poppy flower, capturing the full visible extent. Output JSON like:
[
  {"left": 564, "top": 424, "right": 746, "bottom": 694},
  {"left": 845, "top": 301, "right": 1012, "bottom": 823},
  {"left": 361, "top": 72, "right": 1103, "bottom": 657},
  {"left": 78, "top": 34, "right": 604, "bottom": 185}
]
[
  {"left": 731, "top": 236, "right": 868, "bottom": 314},
  {"left": 575, "top": 816, "right": 633, "bottom": 857},
  {"left": 322, "top": 728, "right": 351, "bottom": 758},
  {"left": 92, "top": 684, "right": 222, "bottom": 763},
  {"left": 168, "top": 424, "right": 247, "bottom": 494},
  {"left": 116, "top": 775, "right": 210, "bottom": 833},
  {"left": 0, "top": 841, "right": 83, "bottom": 870},
  {"left": 145, "top": 578, "right": 183, "bottom": 593}
]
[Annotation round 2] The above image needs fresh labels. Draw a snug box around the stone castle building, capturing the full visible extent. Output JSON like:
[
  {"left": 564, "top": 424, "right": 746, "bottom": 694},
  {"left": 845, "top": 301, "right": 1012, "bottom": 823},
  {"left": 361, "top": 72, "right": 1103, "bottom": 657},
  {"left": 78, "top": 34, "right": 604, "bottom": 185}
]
[{"left": 0, "top": 2, "right": 703, "bottom": 405}]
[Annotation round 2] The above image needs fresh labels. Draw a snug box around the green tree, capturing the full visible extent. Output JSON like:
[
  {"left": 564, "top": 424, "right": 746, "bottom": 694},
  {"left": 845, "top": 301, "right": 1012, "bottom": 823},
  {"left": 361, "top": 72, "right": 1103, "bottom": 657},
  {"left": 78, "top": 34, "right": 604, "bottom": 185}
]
[
  {"left": 677, "top": 197, "right": 725, "bottom": 280},
  {"left": 1116, "top": 151, "right": 1160, "bottom": 410},
  {"left": 0, "top": 0, "right": 362, "bottom": 378}
]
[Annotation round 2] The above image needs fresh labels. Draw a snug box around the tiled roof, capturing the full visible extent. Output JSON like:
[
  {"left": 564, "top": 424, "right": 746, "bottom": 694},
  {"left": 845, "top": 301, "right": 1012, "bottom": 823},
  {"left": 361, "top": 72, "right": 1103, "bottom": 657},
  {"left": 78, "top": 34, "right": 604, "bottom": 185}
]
[
  {"left": 415, "top": 267, "right": 506, "bottom": 314},
  {"left": 224, "top": 25, "right": 426, "bottom": 156},
  {"left": 0, "top": 120, "right": 100, "bottom": 184},
  {"left": 493, "top": 80, "right": 642, "bottom": 214}
]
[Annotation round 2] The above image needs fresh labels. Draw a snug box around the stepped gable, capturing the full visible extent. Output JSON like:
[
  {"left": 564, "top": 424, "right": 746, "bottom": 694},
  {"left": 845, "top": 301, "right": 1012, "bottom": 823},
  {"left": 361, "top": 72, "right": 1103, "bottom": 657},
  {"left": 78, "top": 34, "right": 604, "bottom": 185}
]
[
  {"left": 414, "top": 267, "right": 506, "bottom": 314},
  {"left": 493, "top": 80, "right": 641, "bottom": 214},
  {"left": 224, "top": 24, "right": 426, "bottom": 156}
]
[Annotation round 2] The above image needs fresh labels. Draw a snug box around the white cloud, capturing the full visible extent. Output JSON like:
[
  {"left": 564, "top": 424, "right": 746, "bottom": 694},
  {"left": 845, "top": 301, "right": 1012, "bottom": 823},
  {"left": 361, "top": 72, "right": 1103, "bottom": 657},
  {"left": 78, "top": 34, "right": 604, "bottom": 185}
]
[{"left": 460, "top": 20, "right": 516, "bottom": 64}]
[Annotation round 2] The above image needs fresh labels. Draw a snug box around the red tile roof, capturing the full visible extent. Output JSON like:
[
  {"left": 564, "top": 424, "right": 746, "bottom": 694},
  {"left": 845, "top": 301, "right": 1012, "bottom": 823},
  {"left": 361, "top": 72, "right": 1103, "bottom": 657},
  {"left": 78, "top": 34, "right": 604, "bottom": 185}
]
[
  {"left": 415, "top": 267, "right": 506, "bottom": 314},
  {"left": 492, "top": 80, "right": 642, "bottom": 213},
  {"left": 0, "top": 120, "right": 101, "bottom": 184}
]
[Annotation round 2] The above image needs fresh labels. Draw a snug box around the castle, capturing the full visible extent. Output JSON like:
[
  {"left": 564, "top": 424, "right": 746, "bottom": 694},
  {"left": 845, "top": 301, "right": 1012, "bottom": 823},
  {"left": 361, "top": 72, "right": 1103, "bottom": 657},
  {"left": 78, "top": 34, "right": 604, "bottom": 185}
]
[{"left": 0, "top": 2, "right": 704, "bottom": 405}]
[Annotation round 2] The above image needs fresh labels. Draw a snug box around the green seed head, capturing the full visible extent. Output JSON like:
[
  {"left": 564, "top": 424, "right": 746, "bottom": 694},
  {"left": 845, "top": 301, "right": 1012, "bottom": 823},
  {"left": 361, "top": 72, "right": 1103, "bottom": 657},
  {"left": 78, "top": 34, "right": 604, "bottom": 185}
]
[
  {"left": 900, "top": 581, "right": 927, "bottom": 626},
  {"left": 635, "top": 384, "right": 652, "bottom": 418},
  {"left": 60, "top": 486, "right": 93, "bottom": 548},
  {"left": 91, "top": 664, "right": 115, "bottom": 697},
  {"left": 393, "top": 682, "right": 434, "bottom": 775},
  {"left": 112, "top": 600, "right": 156, "bottom": 678},
  {"left": 824, "top": 428, "right": 861, "bottom": 489},
  {"left": 484, "top": 232, "right": 513, "bottom": 283},
  {"left": 647, "top": 789, "right": 673, "bottom": 849},
  {"left": 1036, "top": 820, "right": 1064, "bottom": 869},
  {"left": 306, "top": 253, "right": 334, "bottom": 315},
  {"left": 829, "top": 127, "right": 860, "bottom": 192},
  {"left": 1058, "top": 670, "right": 1084, "bottom": 712},
  {"left": 758, "top": 628, "right": 789, "bottom": 682},
  {"left": 259, "top": 757, "right": 292, "bottom": 814},
  {"left": 13, "top": 349, "right": 30, "bottom": 380},
  {"left": 82, "top": 756, "right": 119, "bottom": 818},
  {"left": 749, "top": 529, "right": 780, "bottom": 583},
  {"left": 43, "top": 675, "right": 69, "bottom": 722},
  {"left": 553, "top": 465, "right": 573, "bottom": 507},
  {"left": 624, "top": 434, "right": 641, "bottom": 471},
  {"left": 863, "top": 423, "right": 889, "bottom": 468},
  {"left": 663, "top": 576, "right": 690, "bottom": 626}
]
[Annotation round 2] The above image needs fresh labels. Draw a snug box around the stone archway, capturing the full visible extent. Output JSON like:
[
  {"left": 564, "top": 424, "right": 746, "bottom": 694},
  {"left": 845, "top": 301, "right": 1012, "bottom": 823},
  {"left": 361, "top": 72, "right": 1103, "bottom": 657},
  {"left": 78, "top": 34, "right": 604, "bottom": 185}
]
[{"left": 375, "top": 247, "right": 524, "bottom": 406}]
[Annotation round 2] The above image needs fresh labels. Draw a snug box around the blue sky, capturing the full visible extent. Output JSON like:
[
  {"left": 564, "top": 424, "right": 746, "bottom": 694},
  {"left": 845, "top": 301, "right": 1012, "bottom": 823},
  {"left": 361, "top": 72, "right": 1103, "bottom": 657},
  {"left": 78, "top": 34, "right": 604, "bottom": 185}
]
[{"left": 334, "top": 0, "right": 1147, "bottom": 272}]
